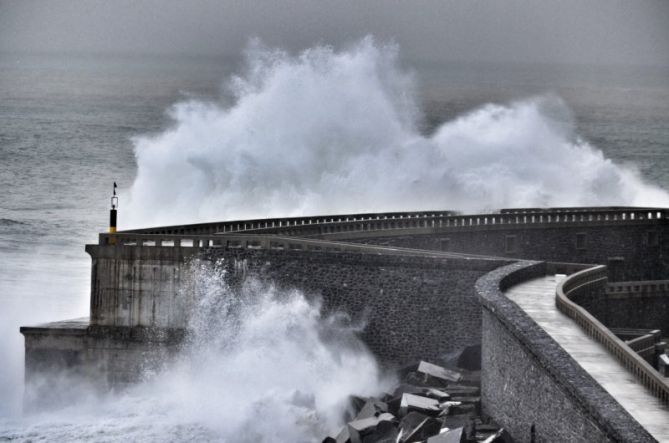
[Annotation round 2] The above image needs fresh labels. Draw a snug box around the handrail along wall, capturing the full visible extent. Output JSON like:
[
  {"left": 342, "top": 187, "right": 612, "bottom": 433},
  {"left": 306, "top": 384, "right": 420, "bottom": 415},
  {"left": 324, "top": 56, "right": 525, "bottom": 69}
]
[{"left": 556, "top": 266, "right": 669, "bottom": 404}]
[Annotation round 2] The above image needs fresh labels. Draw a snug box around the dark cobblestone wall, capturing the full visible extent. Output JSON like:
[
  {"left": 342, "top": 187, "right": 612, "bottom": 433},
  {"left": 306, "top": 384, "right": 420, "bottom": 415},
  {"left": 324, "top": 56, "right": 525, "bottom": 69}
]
[
  {"left": 202, "top": 249, "right": 507, "bottom": 365},
  {"left": 477, "top": 262, "right": 655, "bottom": 443},
  {"left": 22, "top": 250, "right": 507, "bottom": 402},
  {"left": 575, "top": 291, "right": 669, "bottom": 337},
  {"left": 482, "top": 311, "right": 611, "bottom": 443},
  {"left": 354, "top": 222, "right": 669, "bottom": 281}
]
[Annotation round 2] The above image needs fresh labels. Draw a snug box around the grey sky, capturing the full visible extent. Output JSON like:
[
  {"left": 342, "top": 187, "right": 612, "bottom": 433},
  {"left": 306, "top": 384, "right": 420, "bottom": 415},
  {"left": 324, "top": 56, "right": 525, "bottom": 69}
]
[{"left": 1, "top": 0, "right": 668, "bottom": 66}]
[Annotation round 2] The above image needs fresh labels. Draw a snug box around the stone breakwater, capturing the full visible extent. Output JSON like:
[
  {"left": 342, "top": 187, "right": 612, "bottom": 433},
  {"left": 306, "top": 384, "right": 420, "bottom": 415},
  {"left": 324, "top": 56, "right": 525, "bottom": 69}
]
[
  {"left": 323, "top": 354, "right": 513, "bottom": 443},
  {"left": 20, "top": 207, "right": 669, "bottom": 442}
]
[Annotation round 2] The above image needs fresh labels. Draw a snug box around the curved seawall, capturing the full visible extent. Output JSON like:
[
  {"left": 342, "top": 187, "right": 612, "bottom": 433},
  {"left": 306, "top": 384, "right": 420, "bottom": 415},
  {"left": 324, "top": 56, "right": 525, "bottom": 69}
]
[
  {"left": 20, "top": 207, "right": 669, "bottom": 440},
  {"left": 476, "top": 261, "right": 656, "bottom": 442}
]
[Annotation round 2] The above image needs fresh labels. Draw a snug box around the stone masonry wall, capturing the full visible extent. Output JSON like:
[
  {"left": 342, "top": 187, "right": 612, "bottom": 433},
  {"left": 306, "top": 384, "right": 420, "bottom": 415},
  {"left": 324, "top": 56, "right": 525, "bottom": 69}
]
[
  {"left": 353, "top": 222, "right": 669, "bottom": 281},
  {"left": 85, "top": 243, "right": 507, "bottom": 366},
  {"left": 476, "top": 262, "right": 655, "bottom": 443},
  {"left": 574, "top": 290, "right": 669, "bottom": 337},
  {"left": 482, "top": 311, "right": 611, "bottom": 443},
  {"left": 201, "top": 249, "right": 507, "bottom": 365}
]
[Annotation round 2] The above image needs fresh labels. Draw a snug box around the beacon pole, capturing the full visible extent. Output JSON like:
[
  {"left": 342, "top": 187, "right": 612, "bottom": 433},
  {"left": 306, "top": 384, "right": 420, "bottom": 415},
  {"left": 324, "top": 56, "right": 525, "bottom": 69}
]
[{"left": 110, "top": 182, "right": 118, "bottom": 243}]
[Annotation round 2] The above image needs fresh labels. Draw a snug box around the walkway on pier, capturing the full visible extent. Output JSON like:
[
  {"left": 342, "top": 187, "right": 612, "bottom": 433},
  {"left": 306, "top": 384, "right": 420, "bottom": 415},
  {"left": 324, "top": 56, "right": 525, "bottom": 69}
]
[{"left": 505, "top": 275, "right": 669, "bottom": 443}]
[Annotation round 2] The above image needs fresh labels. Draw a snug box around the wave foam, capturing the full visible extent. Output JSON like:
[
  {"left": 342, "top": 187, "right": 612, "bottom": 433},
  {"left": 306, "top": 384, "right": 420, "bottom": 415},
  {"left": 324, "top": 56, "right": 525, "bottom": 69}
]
[
  {"left": 2, "top": 260, "right": 389, "bottom": 442},
  {"left": 124, "top": 37, "right": 669, "bottom": 228}
]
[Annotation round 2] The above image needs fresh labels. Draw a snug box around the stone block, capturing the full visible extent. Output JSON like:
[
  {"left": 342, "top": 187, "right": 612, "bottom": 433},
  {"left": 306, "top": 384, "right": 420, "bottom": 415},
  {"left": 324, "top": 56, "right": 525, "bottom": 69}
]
[
  {"left": 448, "top": 396, "right": 480, "bottom": 414},
  {"left": 427, "top": 427, "right": 465, "bottom": 443},
  {"left": 456, "top": 345, "right": 481, "bottom": 371},
  {"left": 417, "top": 361, "right": 463, "bottom": 384},
  {"left": 349, "top": 395, "right": 367, "bottom": 414},
  {"left": 421, "top": 387, "right": 450, "bottom": 401},
  {"left": 440, "top": 413, "right": 474, "bottom": 430},
  {"left": 360, "top": 420, "right": 398, "bottom": 443},
  {"left": 442, "top": 385, "right": 479, "bottom": 396},
  {"left": 481, "top": 428, "right": 512, "bottom": 443},
  {"left": 334, "top": 426, "right": 351, "bottom": 443},
  {"left": 399, "top": 411, "right": 429, "bottom": 432},
  {"left": 387, "top": 396, "right": 402, "bottom": 417},
  {"left": 447, "top": 403, "right": 476, "bottom": 416},
  {"left": 355, "top": 401, "right": 378, "bottom": 420},
  {"left": 400, "top": 393, "right": 441, "bottom": 417},
  {"left": 401, "top": 415, "right": 442, "bottom": 443},
  {"left": 437, "top": 401, "right": 461, "bottom": 416},
  {"left": 348, "top": 413, "right": 395, "bottom": 443}
]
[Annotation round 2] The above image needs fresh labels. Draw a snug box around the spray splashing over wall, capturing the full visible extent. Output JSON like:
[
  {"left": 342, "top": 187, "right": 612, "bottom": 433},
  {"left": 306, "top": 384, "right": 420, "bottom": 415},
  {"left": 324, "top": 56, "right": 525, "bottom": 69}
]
[
  {"left": 125, "top": 37, "right": 669, "bottom": 228},
  {"left": 1, "top": 259, "right": 390, "bottom": 442}
]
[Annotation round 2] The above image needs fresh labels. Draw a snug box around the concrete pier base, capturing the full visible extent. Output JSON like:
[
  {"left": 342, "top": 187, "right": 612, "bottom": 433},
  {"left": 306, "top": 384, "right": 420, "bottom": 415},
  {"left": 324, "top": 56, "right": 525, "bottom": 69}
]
[{"left": 20, "top": 318, "right": 182, "bottom": 410}]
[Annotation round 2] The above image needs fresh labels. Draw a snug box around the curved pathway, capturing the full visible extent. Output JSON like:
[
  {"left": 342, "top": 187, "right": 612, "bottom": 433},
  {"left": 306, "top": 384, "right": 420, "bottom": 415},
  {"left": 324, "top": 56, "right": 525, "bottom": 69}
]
[{"left": 505, "top": 275, "right": 669, "bottom": 442}]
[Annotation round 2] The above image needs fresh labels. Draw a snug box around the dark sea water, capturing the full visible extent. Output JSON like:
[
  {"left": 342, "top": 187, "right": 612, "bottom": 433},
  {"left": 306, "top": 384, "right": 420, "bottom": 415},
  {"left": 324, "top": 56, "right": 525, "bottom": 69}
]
[{"left": 0, "top": 52, "right": 668, "bottom": 440}]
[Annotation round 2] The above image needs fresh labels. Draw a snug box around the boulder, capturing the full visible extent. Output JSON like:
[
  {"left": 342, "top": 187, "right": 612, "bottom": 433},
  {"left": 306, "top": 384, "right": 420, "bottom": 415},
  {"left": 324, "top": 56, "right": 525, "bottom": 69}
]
[
  {"left": 448, "top": 403, "right": 476, "bottom": 416},
  {"left": 437, "top": 401, "right": 461, "bottom": 416},
  {"left": 348, "top": 417, "right": 378, "bottom": 443},
  {"left": 379, "top": 392, "right": 394, "bottom": 402},
  {"left": 334, "top": 426, "right": 351, "bottom": 443},
  {"left": 422, "top": 387, "right": 450, "bottom": 402},
  {"left": 427, "top": 427, "right": 466, "bottom": 443},
  {"left": 348, "top": 413, "right": 396, "bottom": 443},
  {"left": 449, "top": 396, "right": 480, "bottom": 414},
  {"left": 417, "top": 361, "right": 463, "bottom": 385},
  {"left": 482, "top": 428, "right": 513, "bottom": 443},
  {"left": 349, "top": 396, "right": 367, "bottom": 415},
  {"left": 474, "top": 422, "right": 504, "bottom": 440},
  {"left": 402, "top": 416, "right": 442, "bottom": 443},
  {"left": 404, "top": 371, "right": 434, "bottom": 387},
  {"left": 456, "top": 371, "right": 481, "bottom": 387},
  {"left": 355, "top": 401, "right": 379, "bottom": 420},
  {"left": 400, "top": 393, "right": 441, "bottom": 417},
  {"left": 392, "top": 383, "right": 424, "bottom": 397},
  {"left": 324, "top": 427, "right": 351, "bottom": 443},
  {"left": 442, "top": 385, "right": 479, "bottom": 396},
  {"left": 361, "top": 420, "right": 398, "bottom": 443},
  {"left": 441, "top": 413, "right": 474, "bottom": 430},
  {"left": 476, "top": 423, "right": 501, "bottom": 433},
  {"left": 399, "top": 411, "right": 429, "bottom": 429},
  {"left": 456, "top": 345, "right": 482, "bottom": 371},
  {"left": 386, "top": 396, "right": 402, "bottom": 417}
]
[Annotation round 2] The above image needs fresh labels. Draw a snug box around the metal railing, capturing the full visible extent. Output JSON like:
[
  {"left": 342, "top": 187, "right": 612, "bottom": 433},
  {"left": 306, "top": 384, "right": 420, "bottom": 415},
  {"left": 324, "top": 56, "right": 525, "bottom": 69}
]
[
  {"left": 122, "top": 210, "right": 458, "bottom": 236},
  {"left": 556, "top": 266, "right": 669, "bottom": 404},
  {"left": 607, "top": 280, "right": 669, "bottom": 297},
  {"left": 500, "top": 206, "right": 665, "bottom": 215},
  {"left": 120, "top": 207, "right": 668, "bottom": 239},
  {"left": 97, "top": 232, "right": 503, "bottom": 261},
  {"left": 625, "top": 330, "right": 662, "bottom": 362}
]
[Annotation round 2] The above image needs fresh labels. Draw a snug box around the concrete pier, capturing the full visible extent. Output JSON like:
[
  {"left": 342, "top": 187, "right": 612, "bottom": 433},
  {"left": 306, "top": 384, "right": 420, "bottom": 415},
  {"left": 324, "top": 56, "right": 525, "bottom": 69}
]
[
  {"left": 20, "top": 206, "right": 669, "bottom": 440},
  {"left": 506, "top": 275, "right": 669, "bottom": 442}
]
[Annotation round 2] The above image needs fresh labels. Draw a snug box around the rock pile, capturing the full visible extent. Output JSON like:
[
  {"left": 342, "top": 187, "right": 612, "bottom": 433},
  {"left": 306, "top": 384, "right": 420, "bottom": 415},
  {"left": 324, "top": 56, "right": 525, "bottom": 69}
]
[{"left": 323, "top": 360, "right": 511, "bottom": 443}]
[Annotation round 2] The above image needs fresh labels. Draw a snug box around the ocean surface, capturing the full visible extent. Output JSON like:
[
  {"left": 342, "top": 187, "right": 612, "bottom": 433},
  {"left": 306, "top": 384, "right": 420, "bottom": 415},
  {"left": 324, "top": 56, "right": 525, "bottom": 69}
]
[{"left": 0, "top": 52, "right": 668, "bottom": 440}]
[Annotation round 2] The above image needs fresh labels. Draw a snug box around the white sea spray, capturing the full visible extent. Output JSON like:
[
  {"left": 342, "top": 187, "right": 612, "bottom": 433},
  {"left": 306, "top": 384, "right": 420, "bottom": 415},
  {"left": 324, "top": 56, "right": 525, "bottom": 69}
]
[
  {"left": 125, "top": 37, "right": 669, "bottom": 228},
  {"left": 0, "top": 259, "right": 392, "bottom": 442}
]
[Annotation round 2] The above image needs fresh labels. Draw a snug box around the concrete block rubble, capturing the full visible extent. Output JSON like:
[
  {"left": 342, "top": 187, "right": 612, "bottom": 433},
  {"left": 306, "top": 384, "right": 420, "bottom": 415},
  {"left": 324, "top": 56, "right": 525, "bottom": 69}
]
[{"left": 322, "top": 355, "right": 512, "bottom": 443}]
